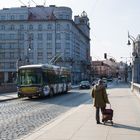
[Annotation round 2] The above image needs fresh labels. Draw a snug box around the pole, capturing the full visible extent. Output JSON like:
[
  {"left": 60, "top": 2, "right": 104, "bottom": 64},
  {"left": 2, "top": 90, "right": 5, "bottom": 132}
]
[{"left": 127, "top": 32, "right": 136, "bottom": 83}]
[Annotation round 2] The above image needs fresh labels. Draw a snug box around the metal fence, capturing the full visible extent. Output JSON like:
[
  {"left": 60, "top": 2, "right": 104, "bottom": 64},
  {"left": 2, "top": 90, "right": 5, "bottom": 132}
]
[{"left": 131, "top": 82, "right": 140, "bottom": 98}]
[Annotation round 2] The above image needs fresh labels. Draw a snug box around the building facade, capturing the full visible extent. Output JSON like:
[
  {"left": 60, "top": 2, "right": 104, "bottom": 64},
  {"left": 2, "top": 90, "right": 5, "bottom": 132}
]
[
  {"left": 131, "top": 34, "right": 140, "bottom": 83},
  {"left": 91, "top": 59, "right": 119, "bottom": 79},
  {"left": 0, "top": 5, "right": 90, "bottom": 84}
]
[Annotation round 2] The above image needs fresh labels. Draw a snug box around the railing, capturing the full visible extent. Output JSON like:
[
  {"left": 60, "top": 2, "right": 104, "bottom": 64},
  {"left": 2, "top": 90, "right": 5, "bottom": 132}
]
[
  {"left": 0, "top": 83, "right": 17, "bottom": 94},
  {"left": 131, "top": 82, "right": 140, "bottom": 96}
]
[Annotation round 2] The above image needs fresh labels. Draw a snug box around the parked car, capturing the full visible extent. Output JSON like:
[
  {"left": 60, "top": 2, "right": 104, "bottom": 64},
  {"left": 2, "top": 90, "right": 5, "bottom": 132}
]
[{"left": 79, "top": 81, "right": 90, "bottom": 89}]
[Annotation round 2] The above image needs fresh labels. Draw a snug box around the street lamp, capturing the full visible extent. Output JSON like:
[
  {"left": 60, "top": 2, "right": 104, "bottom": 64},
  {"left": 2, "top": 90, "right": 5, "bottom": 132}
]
[
  {"left": 127, "top": 32, "right": 138, "bottom": 57},
  {"left": 127, "top": 31, "right": 138, "bottom": 83}
]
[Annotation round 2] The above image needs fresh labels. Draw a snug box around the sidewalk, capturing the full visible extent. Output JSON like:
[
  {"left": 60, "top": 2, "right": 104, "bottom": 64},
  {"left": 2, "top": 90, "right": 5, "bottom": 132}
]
[
  {"left": 21, "top": 85, "right": 140, "bottom": 140},
  {"left": 0, "top": 92, "right": 18, "bottom": 102}
]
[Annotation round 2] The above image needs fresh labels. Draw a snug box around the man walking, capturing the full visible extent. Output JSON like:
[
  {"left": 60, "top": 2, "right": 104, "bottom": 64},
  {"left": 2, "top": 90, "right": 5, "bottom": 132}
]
[{"left": 92, "top": 79, "right": 110, "bottom": 124}]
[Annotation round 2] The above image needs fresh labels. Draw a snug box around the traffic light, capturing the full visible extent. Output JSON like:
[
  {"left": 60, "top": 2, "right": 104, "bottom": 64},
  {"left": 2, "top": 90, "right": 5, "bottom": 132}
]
[{"left": 104, "top": 53, "right": 107, "bottom": 59}]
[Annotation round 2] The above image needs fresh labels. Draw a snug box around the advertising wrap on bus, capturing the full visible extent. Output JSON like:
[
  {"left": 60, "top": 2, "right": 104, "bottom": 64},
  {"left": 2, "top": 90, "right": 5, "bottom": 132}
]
[{"left": 17, "top": 64, "right": 71, "bottom": 98}]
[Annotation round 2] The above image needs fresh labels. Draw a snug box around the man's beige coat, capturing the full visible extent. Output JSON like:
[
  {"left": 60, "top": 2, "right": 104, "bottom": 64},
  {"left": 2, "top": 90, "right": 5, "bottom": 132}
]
[{"left": 92, "top": 85, "right": 109, "bottom": 107}]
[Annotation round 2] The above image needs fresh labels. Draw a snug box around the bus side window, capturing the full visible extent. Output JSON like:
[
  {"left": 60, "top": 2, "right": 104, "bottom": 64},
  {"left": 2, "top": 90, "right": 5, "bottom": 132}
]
[
  {"left": 60, "top": 76, "right": 66, "bottom": 83},
  {"left": 43, "top": 72, "right": 48, "bottom": 83}
]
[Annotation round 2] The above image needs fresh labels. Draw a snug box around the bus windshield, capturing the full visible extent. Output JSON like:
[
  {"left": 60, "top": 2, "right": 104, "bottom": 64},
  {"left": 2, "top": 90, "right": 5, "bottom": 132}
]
[{"left": 18, "top": 69, "right": 42, "bottom": 86}]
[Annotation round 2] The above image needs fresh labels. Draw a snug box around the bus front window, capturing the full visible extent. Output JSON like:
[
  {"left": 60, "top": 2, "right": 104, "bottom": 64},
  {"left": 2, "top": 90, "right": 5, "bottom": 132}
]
[{"left": 18, "top": 69, "right": 42, "bottom": 86}]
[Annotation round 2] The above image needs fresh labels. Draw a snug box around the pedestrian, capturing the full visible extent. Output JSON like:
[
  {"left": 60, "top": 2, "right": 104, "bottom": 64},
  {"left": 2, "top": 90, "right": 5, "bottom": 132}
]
[{"left": 91, "top": 79, "right": 110, "bottom": 124}]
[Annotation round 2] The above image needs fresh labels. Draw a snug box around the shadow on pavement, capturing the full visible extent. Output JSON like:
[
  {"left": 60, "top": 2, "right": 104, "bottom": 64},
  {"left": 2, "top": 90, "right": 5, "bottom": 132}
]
[
  {"left": 113, "top": 123, "right": 140, "bottom": 131},
  {"left": 107, "top": 82, "right": 130, "bottom": 89},
  {"left": 23, "top": 90, "right": 92, "bottom": 107}
]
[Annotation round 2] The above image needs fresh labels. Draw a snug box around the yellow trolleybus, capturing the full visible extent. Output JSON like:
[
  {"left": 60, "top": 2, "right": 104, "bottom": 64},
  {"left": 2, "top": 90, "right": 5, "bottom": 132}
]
[{"left": 17, "top": 64, "right": 71, "bottom": 98}]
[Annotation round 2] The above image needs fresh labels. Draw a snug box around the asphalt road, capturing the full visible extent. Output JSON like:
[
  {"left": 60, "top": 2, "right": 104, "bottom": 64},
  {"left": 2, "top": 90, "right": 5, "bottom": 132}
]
[{"left": 0, "top": 89, "right": 91, "bottom": 140}]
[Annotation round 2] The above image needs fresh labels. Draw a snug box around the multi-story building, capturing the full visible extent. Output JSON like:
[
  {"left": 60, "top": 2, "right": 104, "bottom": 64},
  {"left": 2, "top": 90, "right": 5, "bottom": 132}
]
[
  {"left": 132, "top": 34, "right": 140, "bottom": 83},
  {"left": 91, "top": 59, "right": 119, "bottom": 79},
  {"left": 0, "top": 5, "right": 90, "bottom": 84}
]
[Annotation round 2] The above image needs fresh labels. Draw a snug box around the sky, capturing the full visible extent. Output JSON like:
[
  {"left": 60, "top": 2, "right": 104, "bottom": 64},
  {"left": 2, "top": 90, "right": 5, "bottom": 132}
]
[{"left": 0, "top": 0, "right": 140, "bottom": 63}]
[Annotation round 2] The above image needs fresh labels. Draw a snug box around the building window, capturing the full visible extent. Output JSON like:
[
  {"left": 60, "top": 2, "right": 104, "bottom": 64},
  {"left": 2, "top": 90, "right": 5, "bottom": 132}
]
[
  {"left": 10, "top": 52, "right": 14, "bottom": 59},
  {"left": 38, "top": 52, "right": 43, "bottom": 56},
  {"left": 0, "top": 34, "right": 5, "bottom": 40},
  {"left": 65, "top": 52, "right": 70, "bottom": 58},
  {"left": 47, "top": 24, "right": 52, "bottom": 30},
  {"left": 38, "top": 43, "right": 43, "bottom": 48},
  {"left": 46, "top": 48, "right": 52, "bottom": 52},
  {"left": 47, "top": 33, "right": 52, "bottom": 40},
  {"left": 9, "top": 43, "right": 16, "bottom": 48},
  {"left": 9, "top": 33, "right": 16, "bottom": 40},
  {"left": 47, "top": 52, "right": 52, "bottom": 59},
  {"left": 29, "top": 33, "right": 34, "bottom": 40},
  {"left": 10, "top": 25, "right": 15, "bottom": 30},
  {"left": 66, "top": 24, "right": 70, "bottom": 30},
  {"left": 30, "top": 43, "right": 34, "bottom": 50},
  {"left": 19, "top": 43, "right": 24, "bottom": 48},
  {"left": 38, "top": 24, "right": 42, "bottom": 30},
  {"left": 65, "top": 43, "right": 70, "bottom": 58},
  {"left": 46, "top": 43, "right": 52, "bottom": 48},
  {"left": 37, "top": 33, "right": 43, "bottom": 40},
  {"left": 10, "top": 15, "right": 15, "bottom": 20},
  {"left": 56, "top": 24, "right": 60, "bottom": 30},
  {"left": 0, "top": 63, "right": 5, "bottom": 69},
  {"left": 66, "top": 43, "right": 70, "bottom": 49},
  {"left": 5, "top": 63, "right": 10, "bottom": 69},
  {"left": 37, "top": 52, "right": 43, "bottom": 59},
  {"left": 59, "top": 15, "right": 63, "bottom": 19},
  {"left": 19, "top": 33, "right": 24, "bottom": 40},
  {"left": 29, "top": 24, "right": 33, "bottom": 30},
  {"left": 19, "top": 15, "right": 24, "bottom": 20},
  {"left": 56, "top": 43, "right": 61, "bottom": 49},
  {"left": 0, "top": 44, "right": 2, "bottom": 48},
  {"left": 65, "top": 33, "right": 70, "bottom": 40},
  {"left": 0, "top": 63, "right": 3, "bottom": 69},
  {"left": 0, "top": 25, "right": 5, "bottom": 30},
  {"left": 0, "top": 52, "right": 5, "bottom": 58},
  {"left": 1, "top": 16, "right": 5, "bottom": 20},
  {"left": 10, "top": 62, "right": 15, "bottom": 68},
  {"left": 19, "top": 24, "right": 24, "bottom": 30},
  {"left": 66, "top": 15, "right": 69, "bottom": 19},
  {"left": 56, "top": 33, "right": 61, "bottom": 40}
]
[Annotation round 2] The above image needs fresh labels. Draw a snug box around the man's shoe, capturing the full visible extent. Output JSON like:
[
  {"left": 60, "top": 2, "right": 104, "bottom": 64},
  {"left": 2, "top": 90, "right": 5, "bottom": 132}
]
[{"left": 97, "top": 121, "right": 101, "bottom": 124}]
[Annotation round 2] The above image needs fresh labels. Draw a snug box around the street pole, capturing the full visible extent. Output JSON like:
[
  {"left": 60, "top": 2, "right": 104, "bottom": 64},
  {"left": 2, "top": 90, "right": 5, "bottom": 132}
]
[{"left": 127, "top": 32, "right": 138, "bottom": 84}]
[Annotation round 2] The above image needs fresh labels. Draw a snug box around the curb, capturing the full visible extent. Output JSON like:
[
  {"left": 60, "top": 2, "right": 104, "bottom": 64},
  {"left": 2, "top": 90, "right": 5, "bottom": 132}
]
[{"left": 0, "top": 97, "right": 19, "bottom": 102}]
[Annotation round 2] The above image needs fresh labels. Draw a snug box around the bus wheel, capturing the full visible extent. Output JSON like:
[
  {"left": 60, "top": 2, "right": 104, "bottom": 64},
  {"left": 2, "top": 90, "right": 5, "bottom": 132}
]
[
  {"left": 65, "top": 86, "right": 68, "bottom": 93},
  {"left": 28, "top": 96, "right": 33, "bottom": 99},
  {"left": 49, "top": 89, "right": 54, "bottom": 97},
  {"left": 18, "top": 93, "right": 22, "bottom": 98}
]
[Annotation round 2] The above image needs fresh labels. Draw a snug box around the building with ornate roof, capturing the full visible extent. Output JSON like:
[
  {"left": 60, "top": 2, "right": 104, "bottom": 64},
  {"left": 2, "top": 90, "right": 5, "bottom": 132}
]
[{"left": 0, "top": 5, "right": 90, "bottom": 84}]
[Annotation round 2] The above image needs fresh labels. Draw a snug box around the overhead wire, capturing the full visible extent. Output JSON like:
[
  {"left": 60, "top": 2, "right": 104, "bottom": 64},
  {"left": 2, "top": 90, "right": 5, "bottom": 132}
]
[
  {"left": 30, "top": 0, "right": 38, "bottom": 6},
  {"left": 18, "top": 0, "right": 27, "bottom": 6},
  {"left": 18, "top": 0, "right": 46, "bottom": 20}
]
